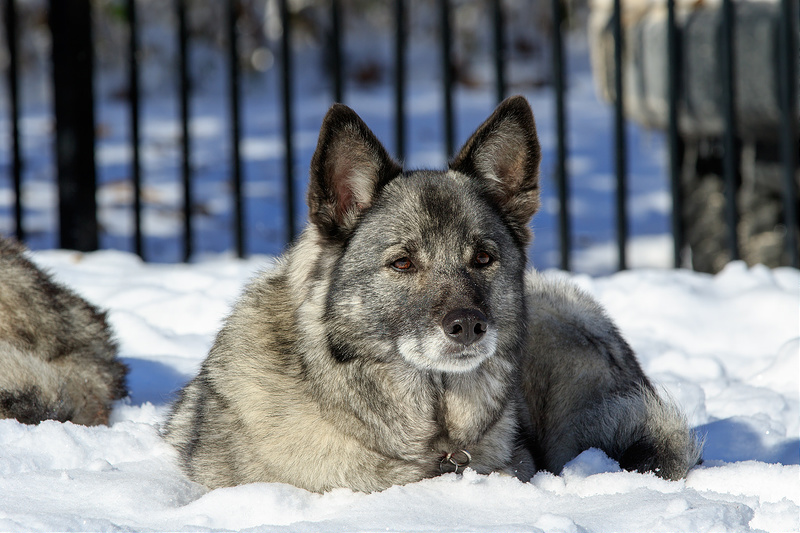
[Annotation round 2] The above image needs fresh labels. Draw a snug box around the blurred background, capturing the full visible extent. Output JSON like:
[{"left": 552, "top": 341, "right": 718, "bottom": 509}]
[{"left": 0, "top": 0, "right": 797, "bottom": 274}]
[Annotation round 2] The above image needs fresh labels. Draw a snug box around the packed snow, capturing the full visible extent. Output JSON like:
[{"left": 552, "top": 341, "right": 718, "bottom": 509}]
[{"left": 0, "top": 249, "right": 797, "bottom": 532}]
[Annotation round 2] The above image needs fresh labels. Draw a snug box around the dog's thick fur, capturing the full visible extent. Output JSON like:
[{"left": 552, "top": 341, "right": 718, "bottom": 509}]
[
  {"left": 164, "top": 96, "right": 701, "bottom": 492},
  {"left": 0, "top": 237, "right": 128, "bottom": 425}
]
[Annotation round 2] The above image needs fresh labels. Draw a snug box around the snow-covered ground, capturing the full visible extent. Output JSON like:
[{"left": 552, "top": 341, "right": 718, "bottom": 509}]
[{"left": 0, "top": 249, "right": 797, "bottom": 532}]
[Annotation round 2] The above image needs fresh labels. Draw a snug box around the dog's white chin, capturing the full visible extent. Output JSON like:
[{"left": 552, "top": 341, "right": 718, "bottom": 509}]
[{"left": 397, "top": 331, "right": 498, "bottom": 373}]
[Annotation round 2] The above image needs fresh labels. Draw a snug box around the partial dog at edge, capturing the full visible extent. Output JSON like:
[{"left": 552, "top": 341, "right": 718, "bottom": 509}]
[
  {"left": 164, "top": 96, "right": 702, "bottom": 492},
  {"left": 0, "top": 237, "right": 128, "bottom": 425}
]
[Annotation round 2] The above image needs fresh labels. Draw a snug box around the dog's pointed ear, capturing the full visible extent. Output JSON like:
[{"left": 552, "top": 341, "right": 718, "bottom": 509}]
[
  {"left": 308, "top": 104, "right": 402, "bottom": 240},
  {"left": 450, "top": 95, "right": 541, "bottom": 244}
]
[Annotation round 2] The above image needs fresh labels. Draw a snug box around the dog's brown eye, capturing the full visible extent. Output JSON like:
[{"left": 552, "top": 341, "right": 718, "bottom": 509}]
[
  {"left": 474, "top": 252, "right": 493, "bottom": 266},
  {"left": 392, "top": 258, "right": 414, "bottom": 271}
]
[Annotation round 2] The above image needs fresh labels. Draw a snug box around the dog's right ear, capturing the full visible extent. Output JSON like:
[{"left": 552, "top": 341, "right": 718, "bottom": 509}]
[{"left": 308, "top": 104, "right": 402, "bottom": 240}]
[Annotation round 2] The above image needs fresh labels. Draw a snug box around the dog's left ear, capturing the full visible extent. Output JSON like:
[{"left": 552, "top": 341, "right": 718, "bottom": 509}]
[
  {"left": 450, "top": 95, "right": 541, "bottom": 244},
  {"left": 308, "top": 104, "right": 402, "bottom": 240}
]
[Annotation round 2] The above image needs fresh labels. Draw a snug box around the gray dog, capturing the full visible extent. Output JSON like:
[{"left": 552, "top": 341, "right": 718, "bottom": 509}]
[
  {"left": 0, "top": 237, "right": 127, "bottom": 425},
  {"left": 164, "top": 96, "right": 701, "bottom": 492}
]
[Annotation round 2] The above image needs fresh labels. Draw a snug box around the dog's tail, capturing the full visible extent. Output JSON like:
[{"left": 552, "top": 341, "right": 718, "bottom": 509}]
[{"left": 611, "top": 386, "right": 703, "bottom": 481}]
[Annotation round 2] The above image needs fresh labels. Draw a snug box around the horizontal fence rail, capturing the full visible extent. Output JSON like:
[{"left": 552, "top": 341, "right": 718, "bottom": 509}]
[{"left": 1, "top": 0, "right": 798, "bottom": 272}]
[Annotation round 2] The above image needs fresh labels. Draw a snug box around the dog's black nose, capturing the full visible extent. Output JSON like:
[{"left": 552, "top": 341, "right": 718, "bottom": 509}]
[{"left": 442, "top": 309, "right": 488, "bottom": 346}]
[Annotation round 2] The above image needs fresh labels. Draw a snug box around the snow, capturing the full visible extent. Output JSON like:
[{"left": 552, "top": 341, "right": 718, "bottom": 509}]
[{"left": 0, "top": 250, "right": 797, "bottom": 532}]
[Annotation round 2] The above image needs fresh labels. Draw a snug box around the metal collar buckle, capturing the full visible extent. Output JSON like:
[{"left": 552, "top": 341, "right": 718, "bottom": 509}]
[{"left": 439, "top": 449, "right": 471, "bottom": 474}]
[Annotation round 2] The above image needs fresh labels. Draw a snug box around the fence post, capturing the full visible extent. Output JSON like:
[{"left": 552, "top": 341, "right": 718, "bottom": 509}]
[
  {"left": 48, "top": 0, "right": 98, "bottom": 251},
  {"left": 280, "top": 0, "right": 296, "bottom": 243},
  {"left": 127, "top": 0, "right": 143, "bottom": 258},
  {"left": 492, "top": 0, "right": 506, "bottom": 104},
  {"left": 551, "top": 0, "right": 570, "bottom": 271},
  {"left": 439, "top": 0, "right": 454, "bottom": 158},
  {"left": 667, "top": 0, "right": 684, "bottom": 268},
  {"left": 394, "top": 0, "right": 406, "bottom": 162},
  {"left": 720, "top": 0, "right": 739, "bottom": 261},
  {"left": 4, "top": 0, "right": 23, "bottom": 241},
  {"left": 612, "top": 0, "right": 627, "bottom": 270},
  {"left": 778, "top": 0, "right": 798, "bottom": 267},
  {"left": 176, "top": 0, "right": 193, "bottom": 261},
  {"left": 331, "top": 0, "right": 344, "bottom": 103},
  {"left": 227, "top": 0, "right": 244, "bottom": 258}
]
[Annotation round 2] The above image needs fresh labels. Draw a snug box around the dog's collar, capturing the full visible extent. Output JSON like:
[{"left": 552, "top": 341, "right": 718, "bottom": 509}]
[{"left": 439, "top": 450, "right": 471, "bottom": 474}]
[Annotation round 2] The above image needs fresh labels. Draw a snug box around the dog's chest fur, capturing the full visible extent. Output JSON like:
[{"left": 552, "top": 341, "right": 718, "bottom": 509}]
[
  {"left": 279, "top": 242, "right": 521, "bottom": 482},
  {"left": 196, "top": 256, "right": 521, "bottom": 492}
]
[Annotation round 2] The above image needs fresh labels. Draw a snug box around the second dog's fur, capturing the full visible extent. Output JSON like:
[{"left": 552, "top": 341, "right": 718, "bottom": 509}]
[{"left": 0, "top": 237, "right": 127, "bottom": 425}]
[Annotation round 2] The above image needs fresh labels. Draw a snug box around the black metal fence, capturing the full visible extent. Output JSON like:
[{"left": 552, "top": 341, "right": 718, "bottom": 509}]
[{"left": 1, "top": 0, "right": 798, "bottom": 271}]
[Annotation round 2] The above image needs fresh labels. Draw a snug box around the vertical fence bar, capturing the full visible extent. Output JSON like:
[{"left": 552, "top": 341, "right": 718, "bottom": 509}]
[
  {"left": 551, "top": 0, "right": 570, "bottom": 271},
  {"left": 4, "top": 0, "right": 23, "bottom": 241},
  {"left": 720, "top": 0, "right": 739, "bottom": 261},
  {"left": 492, "top": 0, "right": 506, "bottom": 104},
  {"left": 612, "top": 0, "right": 627, "bottom": 270},
  {"left": 394, "top": 0, "right": 406, "bottom": 161},
  {"left": 439, "top": 0, "right": 454, "bottom": 158},
  {"left": 127, "top": 0, "right": 143, "bottom": 258},
  {"left": 778, "top": 0, "right": 798, "bottom": 267},
  {"left": 331, "top": 0, "right": 344, "bottom": 103},
  {"left": 280, "top": 0, "right": 296, "bottom": 243},
  {"left": 176, "top": 0, "right": 192, "bottom": 261},
  {"left": 49, "top": 0, "right": 98, "bottom": 252},
  {"left": 667, "top": 0, "right": 683, "bottom": 268},
  {"left": 227, "top": 0, "right": 244, "bottom": 258}
]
